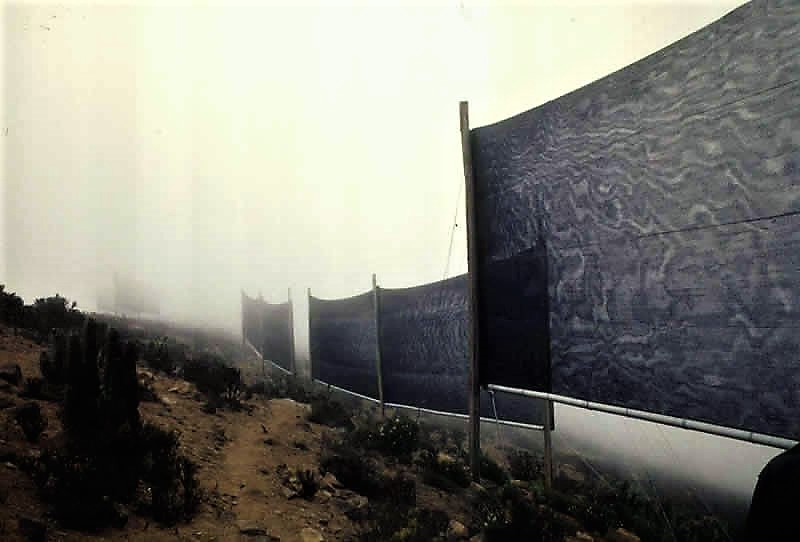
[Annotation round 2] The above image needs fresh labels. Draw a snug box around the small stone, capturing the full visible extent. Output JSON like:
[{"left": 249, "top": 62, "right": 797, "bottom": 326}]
[
  {"left": 320, "top": 472, "right": 342, "bottom": 490},
  {"left": 4, "top": 461, "right": 17, "bottom": 470},
  {"left": 607, "top": 528, "right": 640, "bottom": 542},
  {"left": 469, "top": 481, "right": 487, "bottom": 494},
  {"left": 238, "top": 520, "right": 268, "bottom": 536},
  {"left": 282, "top": 487, "right": 298, "bottom": 500},
  {"left": 447, "top": 519, "right": 469, "bottom": 540},
  {"left": 300, "top": 527, "right": 324, "bottom": 542}
]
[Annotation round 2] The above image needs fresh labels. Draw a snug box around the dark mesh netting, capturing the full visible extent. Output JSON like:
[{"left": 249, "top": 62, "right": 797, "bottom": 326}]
[
  {"left": 309, "top": 291, "right": 379, "bottom": 399},
  {"left": 470, "top": 1, "right": 800, "bottom": 438}
]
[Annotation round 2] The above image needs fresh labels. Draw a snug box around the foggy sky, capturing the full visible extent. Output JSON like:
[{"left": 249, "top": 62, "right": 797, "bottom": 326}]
[
  {"left": 4, "top": 0, "right": 783, "bottom": 508},
  {"left": 2, "top": 0, "right": 744, "bottom": 344}
]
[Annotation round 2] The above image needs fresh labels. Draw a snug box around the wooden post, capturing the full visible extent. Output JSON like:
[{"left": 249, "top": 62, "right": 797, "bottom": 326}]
[
  {"left": 241, "top": 290, "right": 245, "bottom": 346},
  {"left": 288, "top": 288, "right": 297, "bottom": 376},
  {"left": 372, "top": 273, "right": 385, "bottom": 418},
  {"left": 307, "top": 288, "right": 313, "bottom": 381},
  {"left": 543, "top": 399, "right": 554, "bottom": 490},
  {"left": 461, "top": 100, "right": 482, "bottom": 482}
]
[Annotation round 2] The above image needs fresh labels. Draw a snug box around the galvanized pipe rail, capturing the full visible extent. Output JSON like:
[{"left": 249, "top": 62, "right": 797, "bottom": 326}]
[{"left": 488, "top": 384, "right": 797, "bottom": 450}]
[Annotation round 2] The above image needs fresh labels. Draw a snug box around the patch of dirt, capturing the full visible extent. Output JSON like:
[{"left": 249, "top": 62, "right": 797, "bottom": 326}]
[{"left": 0, "top": 324, "right": 360, "bottom": 542}]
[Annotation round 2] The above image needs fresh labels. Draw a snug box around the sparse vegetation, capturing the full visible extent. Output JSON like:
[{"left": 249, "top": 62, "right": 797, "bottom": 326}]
[
  {"left": 295, "top": 468, "right": 319, "bottom": 500},
  {"left": 507, "top": 449, "right": 543, "bottom": 482},
  {"left": 358, "top": 504, "right": 449, "bottom": 542},
  {"left": 11, "top": 317, "right": 203, "bottom": 531},
  {"left": 416, "top": 449, "right": 471, "bottom": 492},
  {"left": 181, "top": 351, "right": 243, "bottom": 411},
  {"left": 309, "top": 394, "right": 353, "bottom": 428},
  {"left": 0, "top": 294, "right": 738, "bottom": 542}
]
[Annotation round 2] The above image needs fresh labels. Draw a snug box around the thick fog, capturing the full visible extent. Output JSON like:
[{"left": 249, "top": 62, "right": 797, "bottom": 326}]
[{"left": 4, "top": 0, "right": 777, "bottom": 514}]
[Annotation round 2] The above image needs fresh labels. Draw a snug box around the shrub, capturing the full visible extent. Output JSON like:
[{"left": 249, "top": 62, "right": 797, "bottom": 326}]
[
  {"left": 475, "top": 483, "right": 567, "bottom": 542},
  {"left": 416, "top": 449, "right": 471, "bottom": 492},
  {"left": 507, "top": 449, "right": 542, "bottom": 482},
  {"left": 348, "top": 415, "right": 419, "bottom": 463},
  {"left": 309, "top": 395, "right": 352, "bottom": 429},
  {"left": 28, "top": 408, "right": 201, "bottom": 529},
  {"left": 375, "top": 416, "right": 419, "bottom": 462},
  {"left": 24, "top": 295, "right": 84, "bottom": 338},
  {"left": 31, "top": 445, "right": 125, "bottom": 530},
  {"left": 359, "top": 505, "right": 449, "bottom": 542},
  {"left": 296, "top": 469, "right": 319, "bottom": 500},
  {"left": 320, "top": 434, "right": 414, "bottom": 505},
  {"left": 181, "top": 353, "right": 242, "bottom": 410},
  {"left": 480, "top": 453, "right": 509, "bottom": 486},
  {"left": 0, "top": 285, "right": 25, "bottom": 327},
  {"left": 15, "top": 402, "right": 47, "bottom": 443},
  {"left": 142, "top": 337, "right": 177, "bottom": 374},
  {"left": 137, "top": 423, "right": 202, "bottom": 525}
]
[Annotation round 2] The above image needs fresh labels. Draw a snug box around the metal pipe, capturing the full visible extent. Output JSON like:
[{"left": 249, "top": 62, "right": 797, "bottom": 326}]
[
  {"left": 488, "top": 384, "right": 798, "bottom": 450},
  {"left": 385, "top": 401, "right": 544, "bottom": 431},
  {"left": 246, "top": 338, "right": 293, "bottom": 376},
  {"left": 313, "top": 379, "right": 381, "bottom": 404}
]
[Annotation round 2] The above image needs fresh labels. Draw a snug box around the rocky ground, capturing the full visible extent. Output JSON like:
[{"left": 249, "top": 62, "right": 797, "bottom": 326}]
[{"left": 0, "top": 321, "right": 728, "bottom": 542}]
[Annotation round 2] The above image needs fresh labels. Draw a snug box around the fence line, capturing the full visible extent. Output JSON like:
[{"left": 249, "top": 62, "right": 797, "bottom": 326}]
[
  {"left": 311, "top": 378, "right": 544, "bottom": 431},
  {"left": 488, "top": 384, "right": 797, "bottom": 450}
]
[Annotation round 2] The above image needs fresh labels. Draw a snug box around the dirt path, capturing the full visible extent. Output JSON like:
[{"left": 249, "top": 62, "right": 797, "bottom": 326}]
[{"left": 214, "top": 398, "right": 354, "bottom": 542}]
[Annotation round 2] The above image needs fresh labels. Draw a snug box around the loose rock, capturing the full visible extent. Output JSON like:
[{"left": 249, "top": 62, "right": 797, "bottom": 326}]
[
  {"left": 238, "top": 520, "right": 268, "bottom": 536},
  {"left": 300, "top": 527, "right": 324, "bottom": 542},
  {"left": 447, "top": 519, "right": 469, "bottom": 540}
]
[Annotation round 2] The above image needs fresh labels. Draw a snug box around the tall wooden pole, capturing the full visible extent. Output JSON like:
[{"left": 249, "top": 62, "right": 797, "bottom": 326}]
[
  {"left": 241, "top": 290, "right": 246, "bottom": 346},
  {"left": 288, "top": 288, "right": 297, "bottom": 376},
  {"left": 544, "top": 400, "right": 554, "bottom": 489},
  {"left": 461, "top": 101, "right": 482, "bottom": 482},
  {"left": 307, "top": 288, "right": 313, "bottom": 381},
  {"left": 372, "top": 273, "right": 385, "bottom": 418}
]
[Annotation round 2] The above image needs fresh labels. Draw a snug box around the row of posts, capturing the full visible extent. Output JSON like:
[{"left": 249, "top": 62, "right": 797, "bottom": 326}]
[{"left": 242, "top": 101, "right": 553, "bottom": 487}]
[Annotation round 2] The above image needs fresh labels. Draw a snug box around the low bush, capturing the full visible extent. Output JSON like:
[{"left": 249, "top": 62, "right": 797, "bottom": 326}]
[
  {"left": 309, "top": 395, "right": 353, "bottom": 429},
  {"left": 142, "top": 337, "right": 178, "bottom": 374},
  {"left": 181, "top": 353, "right": 242, "bottom": 410},
  {"left": 320, "top": 434, "right": 415, "bottom": 506},
  {"left": 138, "top": 424, "right": 202, "bottom": 524},
  {"left": 507, "top": 449, "right": 543, "bottom": 482},
  {"left": 30, "top": 422, "right": 201, "bottom": 529},
  {"left": 416, "top": 449, "right": 471, "bottom": 492},
  {"left": 480, "top": 453, "right": 509, "bottom": 486},
  {"left": 348, "top": 415, "right": 419, "bottom": 464},
  {"left": 296, "top": 469, "right": 319, "bottom": 500},
  {"left": 254, "top": 373, "right": 315, "bottom": 403},
  {"left": 359, "top": 504, "right": 449, "bottom": 542},
  {"left": 474, "top": 483, "right": 567, "bottom": 542}
]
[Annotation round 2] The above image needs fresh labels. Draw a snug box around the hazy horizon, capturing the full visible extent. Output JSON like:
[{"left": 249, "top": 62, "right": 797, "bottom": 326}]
[
  {"left": 2, "top": 0, "right": 744, "bottom": 344},
  {"left": 3, "top": 0, "right": 787, "bottom": 516}
]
